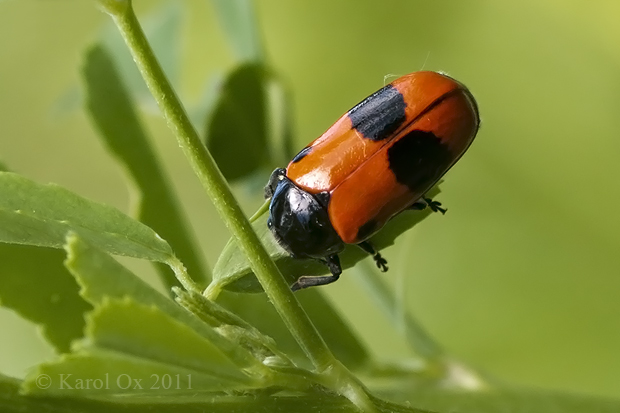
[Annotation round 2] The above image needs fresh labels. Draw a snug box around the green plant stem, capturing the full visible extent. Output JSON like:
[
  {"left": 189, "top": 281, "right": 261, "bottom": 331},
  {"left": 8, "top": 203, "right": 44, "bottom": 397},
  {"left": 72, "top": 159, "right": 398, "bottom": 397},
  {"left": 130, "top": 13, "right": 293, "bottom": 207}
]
[{"left": 97, "top": 1, "right": 375, "bottom": 410}]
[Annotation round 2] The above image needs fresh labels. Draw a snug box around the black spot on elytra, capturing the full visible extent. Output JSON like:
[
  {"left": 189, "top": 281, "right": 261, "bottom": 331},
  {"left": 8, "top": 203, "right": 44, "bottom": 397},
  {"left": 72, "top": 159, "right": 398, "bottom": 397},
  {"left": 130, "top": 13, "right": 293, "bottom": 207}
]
[
  {"left": 291, "top": 146, "right": 312, "bottom": 163},
  {"left": 387, "top": 130, "right": 453, "bottom": 192},
  {"left": 348, "top": 84, "right": 406, "bottom": 141},
  {"left": 356, "top": 219, "right": 380, "bottom": 242}
]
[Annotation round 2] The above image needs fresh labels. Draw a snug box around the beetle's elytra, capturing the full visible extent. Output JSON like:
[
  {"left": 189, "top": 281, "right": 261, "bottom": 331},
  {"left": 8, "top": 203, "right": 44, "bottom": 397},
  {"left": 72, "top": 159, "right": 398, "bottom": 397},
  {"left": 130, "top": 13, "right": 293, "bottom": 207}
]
[{"left": 265, "top": 71, "right": 480, "bottom": 290}]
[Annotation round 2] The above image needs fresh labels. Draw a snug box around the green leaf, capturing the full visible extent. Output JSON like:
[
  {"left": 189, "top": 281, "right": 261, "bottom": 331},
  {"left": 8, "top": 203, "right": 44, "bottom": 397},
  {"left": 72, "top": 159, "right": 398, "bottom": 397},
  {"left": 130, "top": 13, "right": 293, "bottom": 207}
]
[
  {"left": 64, "top": 233, "right": 175, "bottom": 308},
  {"left": 265, "top": 76, "right": 296, "bottom": 166},
  {"left": 211, "top": 0, "right": 263, "bottom": 62},
  {"left": 0, "top": 172, "right": 173, "bottom": 263},
  {"left": 21, "top": 295, "right": 257, "bottom": 396},
  {"left": 84, "top": 299, "right": 247, "bottom": 378},
  {"left": 0, "top": 164, "right": 88, "bottom": 352},
  {"left": 64, "top": 234, "right": 267, "bottom": 373},
  {"left": 0, "top": 244, "right": 91, "bottom": 353},
  {"left": 210, "top": 185, "right": 440, "bottom": 293},
  {"left": 22, "top": 348, "right": 251, "bottom": 397},
  {"left": 205, "top": 63, "right": 294, "bottom": 182},
  {"left": 187, "top": 73, "right": 224, "bottom": 137},
  {"left": 206, "top": 63, "right": 270, "bottom": 181},
  {"left": 82, "top": 44, "right": 209, "bottom": 290}
]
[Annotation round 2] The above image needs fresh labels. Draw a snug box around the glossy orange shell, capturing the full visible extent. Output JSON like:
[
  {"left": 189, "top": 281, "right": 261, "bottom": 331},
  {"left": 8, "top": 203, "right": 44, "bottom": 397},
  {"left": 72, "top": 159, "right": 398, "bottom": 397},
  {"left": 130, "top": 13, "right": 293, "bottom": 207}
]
[{"left": 286, "top": 71, "right": 479, "bottom": 244}]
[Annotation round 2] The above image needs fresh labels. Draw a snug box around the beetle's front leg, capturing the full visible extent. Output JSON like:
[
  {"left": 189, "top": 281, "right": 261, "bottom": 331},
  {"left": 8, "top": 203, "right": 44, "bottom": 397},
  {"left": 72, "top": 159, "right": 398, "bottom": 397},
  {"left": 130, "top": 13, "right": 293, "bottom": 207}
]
[{"left": 291, "top": 255, "right": 342, "bottom": 291}]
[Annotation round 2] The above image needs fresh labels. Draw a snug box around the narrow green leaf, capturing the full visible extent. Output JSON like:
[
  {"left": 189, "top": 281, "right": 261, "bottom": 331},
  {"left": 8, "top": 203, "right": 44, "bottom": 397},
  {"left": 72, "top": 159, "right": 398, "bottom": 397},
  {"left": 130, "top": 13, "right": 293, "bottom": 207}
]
[
  {"left": 0, "top": 244, "right": 91, "bottom": 353},
  {"left": 206, "top": 63, "right": 270, "bottom": 181},
  {"left": 205, "top": 63, "right": 294, "bottom": 183},
  {"left": 187, "top": 73, "right": 224, "bottom": 136},
  {"left": 0, "top": 172, "right": 173, "bottom": 263},
  {"left": 64, "top": 234, "right": 266, "bottom": 373},
  {"left": 211, "top": 0, "right": 263, "bottom": 62},
  {"left": 265, "top": 77, "right": 296, "bottom": 166},
  {"left": 210, "top": 185, "right": 440, "bottom": 293},
  {"left": 83, "top": 44, "right": 209, "bottom": 290}
]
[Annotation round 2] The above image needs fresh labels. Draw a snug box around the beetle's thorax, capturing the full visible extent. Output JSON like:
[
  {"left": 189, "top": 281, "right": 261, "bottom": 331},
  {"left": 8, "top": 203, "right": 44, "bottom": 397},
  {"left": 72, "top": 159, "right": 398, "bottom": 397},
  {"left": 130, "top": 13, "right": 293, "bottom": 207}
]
[{"left": 266, "top": 170, "right": 344, "bottom": 259}]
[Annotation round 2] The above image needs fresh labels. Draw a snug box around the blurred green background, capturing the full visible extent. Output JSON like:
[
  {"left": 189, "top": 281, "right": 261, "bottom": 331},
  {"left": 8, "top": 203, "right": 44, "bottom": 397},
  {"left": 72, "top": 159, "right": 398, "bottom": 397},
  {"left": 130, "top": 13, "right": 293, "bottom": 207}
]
[{"left": 1, "top": 0, "right": 619, "bottom": 400}]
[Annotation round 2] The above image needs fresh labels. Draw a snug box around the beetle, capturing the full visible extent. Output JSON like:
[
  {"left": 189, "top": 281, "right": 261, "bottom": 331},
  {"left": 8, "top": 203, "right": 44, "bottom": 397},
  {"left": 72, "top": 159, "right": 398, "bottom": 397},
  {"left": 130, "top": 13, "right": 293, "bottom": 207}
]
[{"left": 265, "top": 71, "right": 479, "bottom": 290}]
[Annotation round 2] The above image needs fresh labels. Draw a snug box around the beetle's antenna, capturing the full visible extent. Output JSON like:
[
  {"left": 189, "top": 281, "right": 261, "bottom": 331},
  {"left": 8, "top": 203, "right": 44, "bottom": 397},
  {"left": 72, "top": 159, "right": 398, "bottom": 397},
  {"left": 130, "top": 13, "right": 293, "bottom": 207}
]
[{"left": 419, "top": 51, "right": 431, "bottom": 71}]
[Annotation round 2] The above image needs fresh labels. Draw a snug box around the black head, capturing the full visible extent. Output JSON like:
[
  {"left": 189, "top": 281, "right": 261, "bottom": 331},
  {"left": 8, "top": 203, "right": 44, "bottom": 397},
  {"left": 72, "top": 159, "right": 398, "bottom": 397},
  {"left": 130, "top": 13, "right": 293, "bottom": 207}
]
[{"left": 266, "top": 170, "right": 343, "bottom": 259}]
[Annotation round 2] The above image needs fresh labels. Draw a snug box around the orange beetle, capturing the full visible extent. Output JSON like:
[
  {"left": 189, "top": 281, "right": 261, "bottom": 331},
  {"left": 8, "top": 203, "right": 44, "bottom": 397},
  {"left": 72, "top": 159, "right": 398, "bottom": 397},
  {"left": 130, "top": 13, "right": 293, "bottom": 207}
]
[{"left": 265, "top": 71, "right": 479, "bottom": 290}]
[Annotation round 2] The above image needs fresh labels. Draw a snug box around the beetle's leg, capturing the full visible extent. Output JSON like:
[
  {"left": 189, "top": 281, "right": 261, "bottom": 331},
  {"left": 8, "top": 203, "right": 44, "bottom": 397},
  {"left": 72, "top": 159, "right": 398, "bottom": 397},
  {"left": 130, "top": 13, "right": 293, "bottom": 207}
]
[
  {"left": 357, "top": 241, "right": 388, "bottom": 272},
  {"left": 264, "top": 168, "right": 287, "bottom": 199},
  {"left": 410, "top": 197, "right": 447, "bottom": 214},
  {"left": 424, "top": 197, "right": 447, "bottom": 214},
  {"left": 291, "top": 255, "right": 342, "bottom": 291}
]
